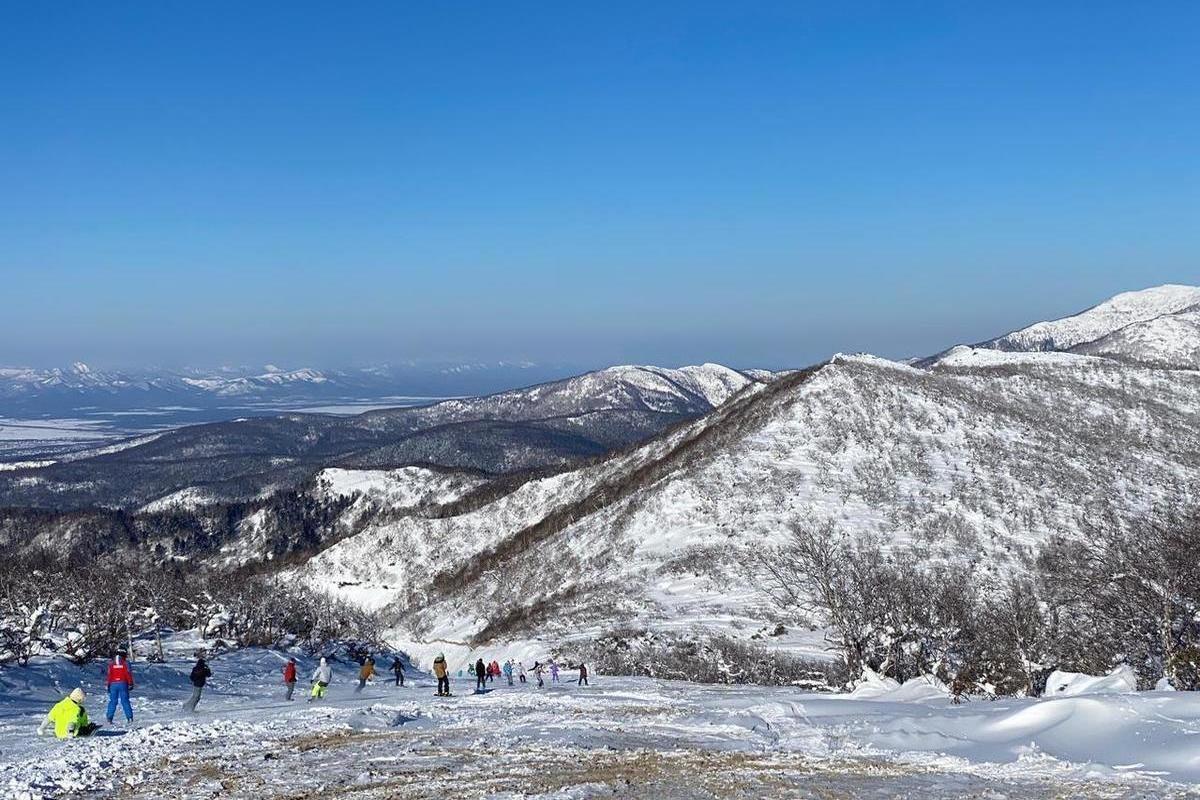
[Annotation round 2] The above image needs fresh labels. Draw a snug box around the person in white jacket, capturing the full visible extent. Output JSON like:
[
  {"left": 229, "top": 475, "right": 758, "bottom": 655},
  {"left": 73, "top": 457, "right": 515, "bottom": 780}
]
[{"left": 309, "top": 657, "right": 332, "bottom": 701}]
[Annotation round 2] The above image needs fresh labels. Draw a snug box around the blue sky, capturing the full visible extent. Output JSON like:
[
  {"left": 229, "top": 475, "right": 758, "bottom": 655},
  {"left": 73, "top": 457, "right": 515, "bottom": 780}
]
[{"left": 2, "top": 1, "right": 1196, "bottom": 370}]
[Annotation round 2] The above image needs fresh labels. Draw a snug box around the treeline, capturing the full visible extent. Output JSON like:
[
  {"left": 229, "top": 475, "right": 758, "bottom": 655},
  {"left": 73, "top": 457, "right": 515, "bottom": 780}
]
[
  {"left": 0, "top": 549, "right": 382, "bottom": 665},
  {"left": 757, "top": 512, "right": 1200, "bottom": 696}
]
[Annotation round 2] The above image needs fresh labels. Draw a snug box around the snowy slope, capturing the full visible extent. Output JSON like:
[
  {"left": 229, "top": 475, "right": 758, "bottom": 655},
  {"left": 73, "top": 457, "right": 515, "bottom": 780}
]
[
  {"left": 4, "top": 649, "right": 1199, "bottom": 797},
  {"left": 1071, "top": 306, "right": 1200, "bottom": 368},
  {"left": 980, "top": 284, "right": 1200, "bottom": 352},
  {"left": 298, "top": 351, "right": 1200, "bottom": 655}
]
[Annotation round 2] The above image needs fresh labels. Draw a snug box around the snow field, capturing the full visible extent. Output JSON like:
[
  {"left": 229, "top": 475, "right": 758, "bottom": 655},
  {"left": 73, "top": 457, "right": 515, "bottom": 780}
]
[{"left": 4, "top": 649, "right": 1200, "bottom": 798}]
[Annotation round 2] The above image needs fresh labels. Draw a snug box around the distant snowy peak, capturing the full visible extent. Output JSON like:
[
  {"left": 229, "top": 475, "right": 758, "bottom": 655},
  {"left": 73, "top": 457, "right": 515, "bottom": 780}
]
[
  {"left": 982, "top": 284, "right": 1200, "bottom": 353},
  {"left": 589, "top": 364, "right": 757, "bottom": 410},
  {"left": 1070, "top": 306, "right": 1200, "bottom": 369}
]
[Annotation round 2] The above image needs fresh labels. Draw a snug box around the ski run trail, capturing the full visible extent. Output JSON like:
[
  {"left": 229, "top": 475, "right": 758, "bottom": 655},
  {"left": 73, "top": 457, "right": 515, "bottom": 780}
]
[{"left": 4, "top": 647, "right": 1200, "bottom": 799}]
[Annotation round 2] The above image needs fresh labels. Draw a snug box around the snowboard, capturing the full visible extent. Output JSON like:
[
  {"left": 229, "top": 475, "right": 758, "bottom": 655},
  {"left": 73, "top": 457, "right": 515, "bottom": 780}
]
[{"left": 472, "top": 688, "right": 493, "bottom": 695}]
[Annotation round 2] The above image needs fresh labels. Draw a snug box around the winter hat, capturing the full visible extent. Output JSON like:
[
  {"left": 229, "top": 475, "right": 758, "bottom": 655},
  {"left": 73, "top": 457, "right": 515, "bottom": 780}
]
[
  {"left": 319, "top": 657, "right": 327, "bottom": 666},
  {"left": 69, "top": 688, "right": 85, "bottom": 703}
]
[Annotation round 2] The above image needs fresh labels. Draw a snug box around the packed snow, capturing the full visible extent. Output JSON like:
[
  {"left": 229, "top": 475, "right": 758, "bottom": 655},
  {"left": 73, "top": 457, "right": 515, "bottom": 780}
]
[{"left": 3, "top": 647, "right": 1200, "bottom": 799}]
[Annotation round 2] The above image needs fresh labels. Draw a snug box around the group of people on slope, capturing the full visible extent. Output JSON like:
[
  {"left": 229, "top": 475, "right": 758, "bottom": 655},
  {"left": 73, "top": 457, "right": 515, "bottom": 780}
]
[
  {"left": 290, "top": 654, "right": 408, "bottom": 701},
  {"left": 38, "top": 650, "right": 588, "bottom": 739},
  {"left": 468, "top": 656, "right": 588, "bottom": 690}
]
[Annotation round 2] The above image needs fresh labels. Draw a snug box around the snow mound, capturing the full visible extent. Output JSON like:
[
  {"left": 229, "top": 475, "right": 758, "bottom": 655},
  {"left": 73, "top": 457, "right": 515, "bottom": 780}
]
[
  {"left": 847, "top": 669, "right": 950, "bottom": 702},
  {"left": 1044, "top": 665, "right": 1138, "bottom": 697}
]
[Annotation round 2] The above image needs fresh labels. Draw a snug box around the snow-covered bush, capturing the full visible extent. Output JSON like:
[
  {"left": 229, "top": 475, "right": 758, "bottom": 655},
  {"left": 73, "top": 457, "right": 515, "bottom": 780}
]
[{"left": 574, "top": 629, "right": 846, "bottom": 688}]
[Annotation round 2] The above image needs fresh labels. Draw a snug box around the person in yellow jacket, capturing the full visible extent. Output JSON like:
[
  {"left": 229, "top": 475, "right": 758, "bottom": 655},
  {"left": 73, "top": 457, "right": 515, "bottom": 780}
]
[
  {"left": 433, "top": 653, "right": 450, "bottom": 696},
  {"left": 38, "top": 688, "right": 97, "bottom": 739}
]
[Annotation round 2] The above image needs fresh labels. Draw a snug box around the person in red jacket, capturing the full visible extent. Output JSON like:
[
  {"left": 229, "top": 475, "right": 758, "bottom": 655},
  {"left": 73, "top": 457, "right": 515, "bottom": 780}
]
[
  {"left": 105, "top": 652, "right": 135, "bottom": 725},
  {"left": 283, "top": 657, "right": 298, "bottom": 701}
]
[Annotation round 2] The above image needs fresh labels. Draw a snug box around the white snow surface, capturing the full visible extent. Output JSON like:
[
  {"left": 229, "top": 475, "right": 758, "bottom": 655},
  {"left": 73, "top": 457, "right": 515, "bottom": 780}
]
[
  {"left": 3, "top": 648, "right": 1200, "bottom": 798},
  {"left": 984, "top": 284, "right": 1200, "bottom": 353}
]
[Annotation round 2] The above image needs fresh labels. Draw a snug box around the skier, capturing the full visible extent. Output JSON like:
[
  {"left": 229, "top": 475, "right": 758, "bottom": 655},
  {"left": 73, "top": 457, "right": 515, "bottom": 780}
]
[
  {"left": 433, "top": 653, "right": 450, "bottom": 696},
  {"left": 184, "top": 653, "right": 212, "bottom": 712},
  {"left": 310, "top": 657, "right": 332, "bottom": 701},
  {"left": 518, "top": 661, "right": 527, "bottom": 684},
  {"left": 578, "top": 662, "right": 589, "bottom": 686},
  {"left": 534, "top": 661, "right": 545, "bottom": 688},
  {"left": 503, "top": 659, "right": 514, "bottom": 686},
  {"left": 391, "top": 656, "right": 405, "bottom": 687},
  {"left": 475, "top": 657, "right": 487, "bottom": 691},
  {"left": 357, "top": 656, "right": 375, "bottom": 693},
  {"left": 550, "top": 661, "right": 559, "bottom": 683},
  {"left": 283, "top": 657, "right": 298, "bottom": 700},
  {"left": 105, "top": 652, "right": 135, "bottom": 726},
  {"left": 38, "top": 688, "right": 97, "bottom": 739}
]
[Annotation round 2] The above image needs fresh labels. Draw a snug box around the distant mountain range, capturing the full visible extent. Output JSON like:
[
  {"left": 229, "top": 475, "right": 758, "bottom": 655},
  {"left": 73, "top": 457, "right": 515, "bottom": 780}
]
[
  {"left": 0, "top": 363, "right": 764, "bottom": 510},
  {"left": 0, "top": 361, "right": 580, "bottom": 416}
]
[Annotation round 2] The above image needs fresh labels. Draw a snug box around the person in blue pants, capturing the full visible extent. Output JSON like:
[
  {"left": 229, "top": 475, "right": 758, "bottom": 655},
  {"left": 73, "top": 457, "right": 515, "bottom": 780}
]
[{"left": 105, "top": 652, "right": 135, "bottom": 725}]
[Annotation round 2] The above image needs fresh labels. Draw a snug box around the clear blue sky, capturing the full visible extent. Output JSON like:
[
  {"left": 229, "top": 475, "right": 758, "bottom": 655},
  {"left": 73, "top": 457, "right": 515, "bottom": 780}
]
[{"left": 2, "top": 1, "right": 1196, "bottom": 369}]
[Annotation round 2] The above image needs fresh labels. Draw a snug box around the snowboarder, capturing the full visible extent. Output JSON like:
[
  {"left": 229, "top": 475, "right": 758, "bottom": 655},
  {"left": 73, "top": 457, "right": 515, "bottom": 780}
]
[
  {"left": 38, "top": 688, "right": 96, "bottom": 739},
  {"left": 310, "top": 657, "right": 332, "bottom": 701},
  {"left": 357, "top": 657, "right": 375, "bottom": 693},
  {"left": 391, "top": 656, "right": 405, "bottom": 687},
  {"left": 534, "top": 661, "right": 545, "bottom": 688},
  {"left": 503, "top": 659, "right": 514, "bottom": 686},
  {"left": 475, "top": 658, "right": 487, "bottom": 691},
  {"left": 578, "top": 662, "right": 589, "bottom": 686},
  {"left": 433, "top": 653, "right": 450, "bottom": 696},
  {"left": 550, "top": 661, "right": 559, "bottom": 683},
  {"left": 518, "top": 661, "right": 527, "bottom": 684},
  {"left": 105, "top": 652, "right": 135, "bottom": 725},
  {"left": 283, "top": 657, "right": 298, "bottom": 700},
  {"left": 490, "top": 660, "right": 500, "bottom": 682},
  {"left": 184, "top": 653, "right": 212, "bottom": 712}
]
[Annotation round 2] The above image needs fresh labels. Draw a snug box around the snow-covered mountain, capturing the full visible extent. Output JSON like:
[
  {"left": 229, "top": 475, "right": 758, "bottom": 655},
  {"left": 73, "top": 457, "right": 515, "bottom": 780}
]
[
  {"left": 979, "top": 284, "right": 1200, "bottom": 354},
  {"left": 294, "top": 344, "right": 1200, "bottom": 657},
  {"left": 1070, "top": 307, "right": 1200, "bottom": 368}
]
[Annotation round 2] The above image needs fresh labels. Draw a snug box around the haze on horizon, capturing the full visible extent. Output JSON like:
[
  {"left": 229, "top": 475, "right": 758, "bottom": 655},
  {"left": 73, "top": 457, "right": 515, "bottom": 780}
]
[{"left": 2, "top": 2, "right": 1196, "bottom": 372}]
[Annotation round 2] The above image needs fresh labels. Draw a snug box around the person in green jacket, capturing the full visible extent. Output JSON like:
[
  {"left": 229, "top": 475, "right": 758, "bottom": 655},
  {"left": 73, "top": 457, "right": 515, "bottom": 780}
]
[{"left": 38, "top": 688, "right": 97, "bottom": 739}]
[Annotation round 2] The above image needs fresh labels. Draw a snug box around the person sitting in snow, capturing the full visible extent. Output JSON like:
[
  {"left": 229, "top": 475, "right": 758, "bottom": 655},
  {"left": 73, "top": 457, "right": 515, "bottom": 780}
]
[
  {"left": 310, "top": 657, "right": 332, "bottom": 701},
  {"left": 38, "top": 688, "right": 98, "bottom": 739}
]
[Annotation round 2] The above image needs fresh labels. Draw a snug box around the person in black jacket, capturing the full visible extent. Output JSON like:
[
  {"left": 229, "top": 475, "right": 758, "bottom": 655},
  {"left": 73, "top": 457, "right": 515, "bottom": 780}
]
[
  {"left": 391, "top": 656, "right": 405, "bottom": 687},
  {"left": 184, "top": 654, "right": 212, "bottom": 712},
  {"left": 475, "top": 658, "right": 487, "bottom": 691}
]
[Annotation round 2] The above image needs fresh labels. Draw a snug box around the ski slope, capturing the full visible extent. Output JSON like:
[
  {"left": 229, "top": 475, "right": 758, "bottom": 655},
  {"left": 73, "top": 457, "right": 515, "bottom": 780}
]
[{"left": 3, "top": 648, "right": 1199, "bottom": 798}]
